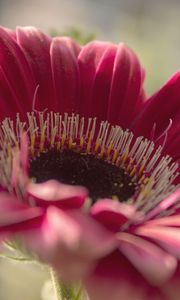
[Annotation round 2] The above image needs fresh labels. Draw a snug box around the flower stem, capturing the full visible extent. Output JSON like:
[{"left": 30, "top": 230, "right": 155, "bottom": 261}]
[
  {"left": 50, "top": 268, "right": 62, "bottom": 300},
  {"left": 50, "top": 268, "right": 76, "bottom": 300}
]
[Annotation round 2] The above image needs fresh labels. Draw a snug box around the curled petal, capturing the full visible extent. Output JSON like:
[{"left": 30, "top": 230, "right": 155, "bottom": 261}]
[
  {"left": 117, "top": 232, "right": 177, "bottom": 285},
  {"left": 91, "top": 199, "right": 137, "bottom": 231},
  {"left": 27, "top": 179, "right": 88, "bottom": 209}
]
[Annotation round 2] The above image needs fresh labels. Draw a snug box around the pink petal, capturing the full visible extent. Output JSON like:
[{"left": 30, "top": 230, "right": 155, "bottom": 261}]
[
  {"left": 25, "top": 206, "right": 116, "bottom": 281},
  {"left": 136, "top": 225, "right": 180, "bottom": 259},
  {"left": 91, "top": 199, "right": 137, "bottom": 231},
  {"left": 50, "top": 37, "right": 81, "bottom": 114},
  {"left": 0, "top": 27, "right": 35, "bottom": 119},
  {"left": 146, "top": 215, "right": 180, "bottom": 227},
  {"left": 133, "top": 71, "right": 180, "bottom": 140},
  {"left": 78, "top": 41, "right": 114, "bottom": 119},
  {"left": 43, "top": 206, "right": 116, "bottom": 257},
  {"left": 117, "top": 232, "right": 177, "bottom": 284},
  {"left": 0, "top": 192, "right": 43, "bottom": 230},
  {"left": 107, "top": 43, "right": 145, "bottom": 128},
  {"left": 27, "top": 179, "right": 88, "bottom": 209}
]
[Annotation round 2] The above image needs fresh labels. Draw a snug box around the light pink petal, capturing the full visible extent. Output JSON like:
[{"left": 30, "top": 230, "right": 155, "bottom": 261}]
[
  {"left": 0, "top": 192, "right": 43, "bottom": 230},
  {"left": 0, "top": 27, "right": 36, "bottom": 119},
  {"left": 144, "top": 188, "right": 180, "bottom": 221},
  {"left": 25, "top": 206, "right": 116, "bottom": 281},
  {"left": 136, "top": 225, "right": 180, "bottom": 259},
  {"left": 117, "top": 232, "right": 177, "bottom": 285},
  {"left": 107, "top": 43, "right": 145, "bottom": 128},
  {"left": 43, "top": 206, "right": 116, "bottom": 257},
  {"left": 146, "top": 215, "right": 180, "bottom": 227},
  {"left": 50, "top": 37, "right": 81, "bottom": 114},
  {"left": 91, "top": 199, "right": 137, "bottom": 231},
  {"left": 133, "top": 71, "right": 180, "bottom": 140},
  {"left": 27, "top": 179, "right": 88, "bottom": 209},
  {"left": 78, "top": 41, "right": 114, "bottom": 119}
]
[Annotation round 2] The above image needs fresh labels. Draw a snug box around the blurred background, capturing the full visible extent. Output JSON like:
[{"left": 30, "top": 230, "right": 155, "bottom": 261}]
[
  {"left": 0, "top": 0, "right": 180, "bottom": 94},
  {"left": 0, "top": 0, "right": 180, "bottom": 299}
]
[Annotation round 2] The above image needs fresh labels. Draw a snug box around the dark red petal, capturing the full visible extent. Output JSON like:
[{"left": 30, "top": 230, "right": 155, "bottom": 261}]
[
  {"left": 107, "top": 43, "right": 145, "bottom": 128},
  {"left": 78, "top": 42, "right": 145, "bottom": 128},
  {"left": 0, "top": 27, "right": 36, "bottom": 119},
  {"left": 78, "top": 41, "right": 114, "bottom": 119},
  {"left": 50, "top": 37, "right": 81, "bottom": 114},
  {"left": 133, "top": 72, "right": 180, "bottom": 140},
  {"left": 16, "top": 26, "right": 56, "bottom": 112},
  {"left": 85, "top": 250, "right": 168, "bottom": 300}
]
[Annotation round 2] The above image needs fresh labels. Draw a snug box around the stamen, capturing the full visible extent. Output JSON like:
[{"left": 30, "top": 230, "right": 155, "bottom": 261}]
[{"left": 0, "top": 112, "right": 178, "bottom": 215}]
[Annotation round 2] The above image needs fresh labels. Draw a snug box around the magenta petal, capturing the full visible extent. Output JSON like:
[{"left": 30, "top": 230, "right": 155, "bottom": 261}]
[
  {"left": 107, "top": 43, "right": 145, "bottom": 128},
  {"left": 133, "top": 71, "right": 180, "bottom": 139},
  {"left": 50, "top": 37, "right": 80, "bottom": 114},
  {"left": 136, "top": 225, "right": 180, "bottom": 259},
  {"left": 78, "top": 41, "right": 114, "bottom": 119},
  {"left": 117, "top": 232, "right": 177, "bottom": 284},
  {"left": 27, "top": 180, "right": 88, "bottom": 209},
  {"left": 91, "top": 199, "right": 137, "bottom": 231}
]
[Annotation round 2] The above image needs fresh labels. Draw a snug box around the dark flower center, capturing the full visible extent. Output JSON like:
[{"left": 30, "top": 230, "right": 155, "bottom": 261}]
[{"left": 29, "top": 149, "right": 137, "bottom": 203}]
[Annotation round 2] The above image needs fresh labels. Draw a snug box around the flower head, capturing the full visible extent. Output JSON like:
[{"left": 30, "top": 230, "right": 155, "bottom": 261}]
[{"left": 0, "top": 26, "right": 180, "bottom": 299}]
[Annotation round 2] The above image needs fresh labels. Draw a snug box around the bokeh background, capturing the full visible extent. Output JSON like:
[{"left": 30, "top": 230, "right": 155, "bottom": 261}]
[{"left": 0, "top": 0, "right": 180, "bottom": 299}]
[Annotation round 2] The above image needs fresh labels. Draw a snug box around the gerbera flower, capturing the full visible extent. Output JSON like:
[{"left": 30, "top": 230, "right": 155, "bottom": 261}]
[{"left": 0, "top": 26, "right": 180, "bottom": 300}]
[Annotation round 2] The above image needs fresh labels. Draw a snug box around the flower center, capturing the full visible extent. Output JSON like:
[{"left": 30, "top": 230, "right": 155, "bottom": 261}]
[
  {"left": 29, "top": 149, "right": 137, "bottom": 203},
  {"left": 0, "top": 112, "right": 179, "bottom": 214}
]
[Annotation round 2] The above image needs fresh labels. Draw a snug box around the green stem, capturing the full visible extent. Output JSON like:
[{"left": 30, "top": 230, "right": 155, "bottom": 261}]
[
  {"left": 50, "top": 268, "right": 62, "bottom": 300},
  {"left": 50, "top": 268, "right": 76, "bottom": 300}
]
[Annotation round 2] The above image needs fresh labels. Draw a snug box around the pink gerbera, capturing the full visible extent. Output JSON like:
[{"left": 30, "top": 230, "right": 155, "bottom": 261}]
[{"left": 0, "top": 26, "right": 180, "bottom": 300}]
